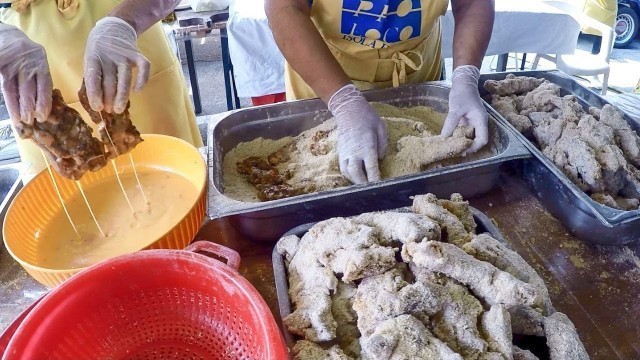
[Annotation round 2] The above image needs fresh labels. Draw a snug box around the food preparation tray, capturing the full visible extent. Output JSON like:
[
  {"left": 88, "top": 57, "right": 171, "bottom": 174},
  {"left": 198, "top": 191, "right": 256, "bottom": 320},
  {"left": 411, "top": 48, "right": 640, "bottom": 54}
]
[
  {"left": 479, "top": 70, "right": 640, "bottom": 245},
  {"left": 207, "top": 83, "right": 531, "bottom": 241},
  {"left": 272, "top": 206, "right": 506, "bottom": 349}
]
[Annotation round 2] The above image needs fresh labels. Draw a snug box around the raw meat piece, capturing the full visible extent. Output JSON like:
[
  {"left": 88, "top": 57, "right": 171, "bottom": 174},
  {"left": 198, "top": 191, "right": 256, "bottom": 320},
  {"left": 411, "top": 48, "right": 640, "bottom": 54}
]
[
  {"left": 480, "top": 305, "right": 514, "bottom": 360},
  {"left": 394, "top": 126, "right": 474, "bottom": 176},
  {"left": 484, "top": 74, "right": 545, "bottom": 96},
  {"left": 412, "top": 194, "right": 472, "bottom": 246},
  {"left": 513, "top": 346, "right": 539, "bottom": 360},
  {"left": 599, "top": 104, "right": 640, "bottom": 168},
  {"left": 402, "top": 241, "right": 543, "bottom": 309},
  {"left": 361, "top": 315, "right": 463, "bottom": 360},
  {"left": 14, "top": 89, "right": 107, "bottom": 180},
  {"left": 284, "top": 233, "right": 339, "bottom": 341},
  {"left": 308, "top": 218, "right": 397, "bottom": 283},
  {"left": 353, "top": 211, "right": 441, "bottom": 245},
  {"left": 78, "top": 83, "right": 142, "bottom": 160},
  {"left": 463, "top": 234, "right": 553, "bottom": 314},
  {"left": 292, "top": 340, "right": 354, "bottom": 360},
  {"left": 543, "top": 312, "right": 589, "bottom": 360},
  {"left": 353, "top": 268, "right": 440, "bottom": 337},
  {"left": 530, "top": 113, "right": 568, "bottom": 149}
]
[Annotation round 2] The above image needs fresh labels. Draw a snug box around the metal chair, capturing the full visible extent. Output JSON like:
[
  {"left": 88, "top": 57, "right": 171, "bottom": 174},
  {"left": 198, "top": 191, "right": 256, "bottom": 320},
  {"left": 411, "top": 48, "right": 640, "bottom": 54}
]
[{"left": 532, "top": 0, "right": 615, "bottom": 95}]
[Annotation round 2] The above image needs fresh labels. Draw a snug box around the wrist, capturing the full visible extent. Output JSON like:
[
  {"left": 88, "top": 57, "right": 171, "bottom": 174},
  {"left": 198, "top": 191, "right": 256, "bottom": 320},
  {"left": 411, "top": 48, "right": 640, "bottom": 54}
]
[
  {"left": 98, "top": 16, "right": 138, "bottom": 37},
  {"left": 328, "top": 84, "right": 364, "bottom": 115}
]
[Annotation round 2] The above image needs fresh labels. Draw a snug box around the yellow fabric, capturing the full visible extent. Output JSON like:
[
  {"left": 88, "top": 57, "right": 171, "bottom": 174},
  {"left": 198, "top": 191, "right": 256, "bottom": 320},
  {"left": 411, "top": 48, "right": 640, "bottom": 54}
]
[
  {"left": 579, "top": 0, "right": 617, "bottom": 35},
  {"left": 1, "top": 0, "right": 203, "bottom": 180},
  {"left": 286, "top": 0, "right": 447, "bottom": 100}
]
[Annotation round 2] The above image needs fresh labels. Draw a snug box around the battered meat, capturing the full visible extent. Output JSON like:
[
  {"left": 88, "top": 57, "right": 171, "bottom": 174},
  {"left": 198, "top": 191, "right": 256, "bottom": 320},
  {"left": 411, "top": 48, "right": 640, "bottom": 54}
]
[
  {"left": 360, "top": 315, "right": 463, "bottom": 360},
  {"left": 543, "top": 312, "right": 589, "bottom": 360},
  {"left": 463, "top": 234, "right": 553, "bottom": 314},
  {"left": 402, "top": 241, "right": 543, "bottom": 309},
  {"left": 480, "top": 305, "right": 513, "bottom": 360},
  {"left": 486, "top": 75, "right": 640, "bottom": 211},
  {"left": 78, "top": 83, "right": 142, "bottom": 159},
  {"left": 14, "top": 89, "right": 107, "bottom": 180},
  {"left": 307, "top": 218, "right": 397, "bottom": 283},
  {"left": 333, "top": 283, "right": 361, "bottom": 358},
  {"left": 353, "top": 268, "right": 440, "bottom": 337},
  {"left": 431, "top": 281, "right": 487, "bottom": 358},
  {"left": 491, "top": 95, "right": 533, "bottom": 133},
  {"left": 412, "top": 194, "right": 472, "bottom": 246},
  {"left": 283, "top": 233, "right": 339, "bottom": 342},
  {"left": 513, "top": 346, "right": 539, "bottom": 360},
  {"left": 292, "top": 340, "right": 354, "bottom": 360},
  {"left": 599, "top": 104, "right": 640, "bottom": 168},
  {"left": 394, "top": 126, "right": 474, "bottom": 176},
  {"left": 352, "top": 211, "right": 441, "bottom": 245},
  {"left": 483, "top": 74, "right": 546, "bottom": 96},
  {"left": 281, "top": 193, "right": 589, "bottom": 359}
]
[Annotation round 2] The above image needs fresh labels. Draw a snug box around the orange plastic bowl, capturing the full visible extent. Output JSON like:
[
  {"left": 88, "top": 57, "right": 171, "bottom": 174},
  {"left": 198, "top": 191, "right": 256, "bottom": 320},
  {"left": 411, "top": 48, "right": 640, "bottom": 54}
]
[{"left": 3, "top": 134, "right": 207, "bottom": 288}]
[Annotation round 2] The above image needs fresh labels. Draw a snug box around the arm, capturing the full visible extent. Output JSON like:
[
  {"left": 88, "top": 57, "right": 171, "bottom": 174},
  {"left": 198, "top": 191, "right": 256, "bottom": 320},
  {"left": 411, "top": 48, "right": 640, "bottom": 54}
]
[
  {"left": 441, "top": 0, "right": 494, "bottom": 153},
  {"left": 265, "top": 0, "right": 349, "bottom": 102},
  {"left": 451, "top": 0, "right": 494, "bottom": 68},
  {"left": 109, "top": 0, "right": 181, "bottom": 35}
]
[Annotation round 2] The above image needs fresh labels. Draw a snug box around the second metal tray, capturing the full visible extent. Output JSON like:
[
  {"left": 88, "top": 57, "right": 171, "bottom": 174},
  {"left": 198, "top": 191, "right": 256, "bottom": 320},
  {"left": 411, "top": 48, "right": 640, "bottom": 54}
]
[
  {"left": 272, "top": 207, "right": 508, "bottom": 350},
  {"left": 479, "top": 70, "right": 640, "bottom": 245},
  {"left": 207, "top": 83, "right": 530, "bottom": 241}
]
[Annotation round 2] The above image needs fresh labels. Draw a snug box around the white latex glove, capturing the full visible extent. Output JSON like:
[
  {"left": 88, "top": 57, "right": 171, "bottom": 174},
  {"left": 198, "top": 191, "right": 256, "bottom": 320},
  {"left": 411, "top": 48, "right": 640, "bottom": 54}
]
[
  {"left": 0, "top": 24, "right": 52, "bottom": 124},
  {"left": 84, "top": 17, "right": 150, "bottom": 114},
  {"left": 328, "top": 84, "right": 388, "bottom": 184},
  {"left": 441, "top": 65, "right": 489, "bottom": 153}
]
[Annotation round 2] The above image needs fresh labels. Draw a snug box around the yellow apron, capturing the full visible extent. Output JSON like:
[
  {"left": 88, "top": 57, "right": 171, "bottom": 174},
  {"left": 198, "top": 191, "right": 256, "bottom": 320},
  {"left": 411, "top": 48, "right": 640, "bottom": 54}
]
[
  {"left": 1, "top": 0, "right": 203, "bottom": 181},
  {"left": 580, "top": 0, "right": 617, "bottom": 35},
  {"left": 285, "top": 0, "right": 448, "bottom": 100}
]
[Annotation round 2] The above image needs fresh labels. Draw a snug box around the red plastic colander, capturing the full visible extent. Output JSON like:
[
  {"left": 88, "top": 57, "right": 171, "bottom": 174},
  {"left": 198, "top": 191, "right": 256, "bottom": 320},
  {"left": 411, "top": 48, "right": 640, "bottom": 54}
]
[{"left": 2, "top": 241, "right": 289, "bottom": 360}]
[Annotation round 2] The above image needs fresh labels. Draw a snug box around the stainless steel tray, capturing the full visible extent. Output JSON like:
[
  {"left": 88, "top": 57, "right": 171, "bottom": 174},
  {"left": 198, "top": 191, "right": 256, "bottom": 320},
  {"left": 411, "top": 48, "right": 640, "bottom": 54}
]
[
  {"left": 207, "top": 83, "right": 530, "bottom": 241},
  {"left": 272, "top": 207, "right": 507, "bottom": 349},
  {"left": 479, "top": 70, "right": 640, "bottom": 245}
]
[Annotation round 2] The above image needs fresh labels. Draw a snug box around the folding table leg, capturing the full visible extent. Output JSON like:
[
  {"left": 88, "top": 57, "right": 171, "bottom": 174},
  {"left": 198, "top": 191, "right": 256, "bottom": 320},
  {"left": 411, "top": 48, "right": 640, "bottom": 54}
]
[
  {"left": 184, "top": 39, "right": 202, "bottom": 114},
  {"left": 220, "top": 28, "right": 238, "bottom": 111}
]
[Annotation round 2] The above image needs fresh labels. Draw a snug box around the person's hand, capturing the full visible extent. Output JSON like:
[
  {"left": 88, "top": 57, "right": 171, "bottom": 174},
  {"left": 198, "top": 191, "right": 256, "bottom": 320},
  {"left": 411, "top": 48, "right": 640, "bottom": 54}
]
[
  {"left": 84, "top": 17, "right": 150, "bottom": 114},
  {"left": 328, "top": 84, "right": 388, "bottom": 184},
  {"left": 0, "top": 24, "right": 52, "bottom": 125},
  {"left": 441, "top": 65, "right": 489, "bottom": 153}
]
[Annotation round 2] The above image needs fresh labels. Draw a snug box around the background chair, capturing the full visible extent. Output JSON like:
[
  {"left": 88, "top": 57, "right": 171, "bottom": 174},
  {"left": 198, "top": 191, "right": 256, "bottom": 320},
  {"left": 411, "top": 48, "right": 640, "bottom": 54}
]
[{"left": 532, "top": 0, "right": 615, "bottom": 94}]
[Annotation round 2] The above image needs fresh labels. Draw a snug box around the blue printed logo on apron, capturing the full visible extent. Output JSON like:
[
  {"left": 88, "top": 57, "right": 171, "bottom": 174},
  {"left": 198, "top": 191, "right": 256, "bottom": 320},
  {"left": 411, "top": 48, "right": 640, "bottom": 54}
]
[{"left": 341, "top": 0, "right": 422, "bottom": 48}]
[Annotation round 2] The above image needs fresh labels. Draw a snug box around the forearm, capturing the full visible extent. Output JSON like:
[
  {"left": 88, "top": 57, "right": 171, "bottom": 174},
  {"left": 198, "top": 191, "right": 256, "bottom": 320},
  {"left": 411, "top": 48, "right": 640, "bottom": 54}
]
[
  {"left": 451, "top": 0, "right": 494, "bottom": 69},
  {"left": 109, "top": 0, "right": 180, "bottom": 34},
  {"left": 266, "top": 0, "right": 349, "bottom": 102}
]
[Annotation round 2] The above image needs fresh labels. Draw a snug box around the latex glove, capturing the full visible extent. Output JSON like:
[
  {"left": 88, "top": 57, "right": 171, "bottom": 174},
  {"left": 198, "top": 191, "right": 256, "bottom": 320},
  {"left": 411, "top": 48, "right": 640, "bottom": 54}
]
[
  {"left": 84, "top": 17, "right": 150, "bottom": 114},
  {"left": 0, "top": 24, "right": 52, "bottom": 124},
  {"left": 441, "top": 65, "right": 489, "bottom": 154},
  {"left": 328, "top": 84, "right": 388, "bottom": 184}
]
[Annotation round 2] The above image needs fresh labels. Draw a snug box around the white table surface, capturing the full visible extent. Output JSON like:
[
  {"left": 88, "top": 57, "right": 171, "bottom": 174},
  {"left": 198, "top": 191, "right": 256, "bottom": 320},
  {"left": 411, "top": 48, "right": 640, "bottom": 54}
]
[
  {"left": 441, "top": 0, "right": 581, "bottom": 58},
  {"left": 227, "top": 0, "right": 580, "bottom": 96}
]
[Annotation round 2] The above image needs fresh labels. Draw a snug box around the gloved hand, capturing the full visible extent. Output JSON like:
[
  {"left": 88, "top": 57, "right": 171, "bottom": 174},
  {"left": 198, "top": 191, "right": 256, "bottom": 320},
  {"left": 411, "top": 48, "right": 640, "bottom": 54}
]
[
  {"left": 0, "top": 24, "right": 52, "bottom": 124},
  {"left": 84, "top": 17, "right": 150, "bottom": 114},
  {"left": 441, "top": 65, "right": 489, "bottom": 154},
  {"left": 328, "top": 84, "right": 388, "bottom": 184}
]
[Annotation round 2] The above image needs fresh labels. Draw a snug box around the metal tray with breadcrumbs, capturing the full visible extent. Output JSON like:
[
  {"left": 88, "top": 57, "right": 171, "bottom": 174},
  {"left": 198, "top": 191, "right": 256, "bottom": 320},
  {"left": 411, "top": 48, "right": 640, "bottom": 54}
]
[
  {"left": 207, "top": 83, "right": 530, "bottom": 241},
  {"left": 479, "top": 70, "right": 640, "bottom": 245}
]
